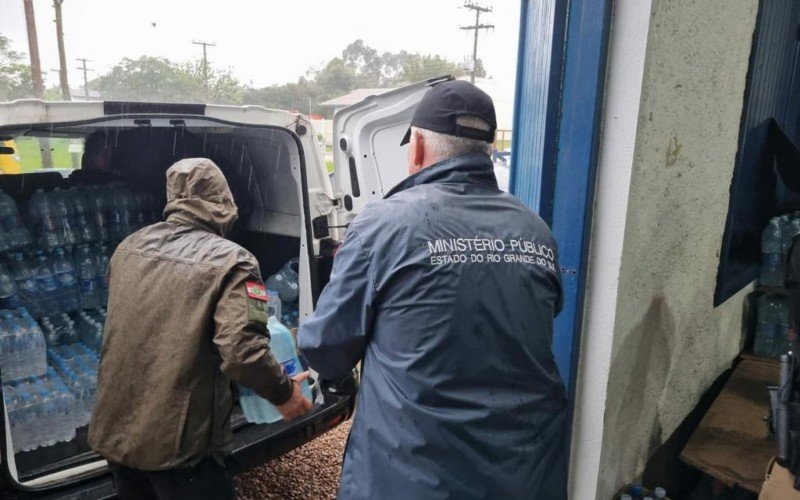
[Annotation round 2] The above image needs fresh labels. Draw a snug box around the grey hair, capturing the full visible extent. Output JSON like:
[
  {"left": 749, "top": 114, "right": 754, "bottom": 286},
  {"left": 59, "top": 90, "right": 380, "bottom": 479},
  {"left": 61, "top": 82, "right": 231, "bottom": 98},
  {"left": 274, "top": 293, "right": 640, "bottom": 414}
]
[{"left": 413, "top": 115, "right": 493, "bottom": 159}]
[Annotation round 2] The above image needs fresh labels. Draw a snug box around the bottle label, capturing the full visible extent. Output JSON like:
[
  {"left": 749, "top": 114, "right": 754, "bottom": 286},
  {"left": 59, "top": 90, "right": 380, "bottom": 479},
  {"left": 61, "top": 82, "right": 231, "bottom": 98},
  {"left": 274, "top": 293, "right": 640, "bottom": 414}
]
[
  {"left": 38, "top": 275, "right": 58, "bottom": 291},
  {"left": 763, "top": 252, "right": 782, "bottom": 268},
  {"left": 281, "top": 358, "right": 300, "bottom": 377},
  {"left": 80, "top": 278, "right": 96, "bottom": 294}
]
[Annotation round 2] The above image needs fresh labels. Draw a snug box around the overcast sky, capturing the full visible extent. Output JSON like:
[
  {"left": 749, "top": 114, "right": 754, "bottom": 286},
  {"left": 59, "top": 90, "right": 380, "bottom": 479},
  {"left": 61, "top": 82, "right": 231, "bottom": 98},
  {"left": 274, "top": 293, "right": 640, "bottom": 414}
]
[{"left": 0, "top": 0, "right": 521, "bottom": 91}]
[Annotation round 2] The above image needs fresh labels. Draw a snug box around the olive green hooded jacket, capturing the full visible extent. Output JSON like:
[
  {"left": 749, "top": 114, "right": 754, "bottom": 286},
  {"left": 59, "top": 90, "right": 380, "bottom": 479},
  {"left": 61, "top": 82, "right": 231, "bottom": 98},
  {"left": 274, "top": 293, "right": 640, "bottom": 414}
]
[{"left": 88, "top": 158, "right": 292, "bottom": 470}]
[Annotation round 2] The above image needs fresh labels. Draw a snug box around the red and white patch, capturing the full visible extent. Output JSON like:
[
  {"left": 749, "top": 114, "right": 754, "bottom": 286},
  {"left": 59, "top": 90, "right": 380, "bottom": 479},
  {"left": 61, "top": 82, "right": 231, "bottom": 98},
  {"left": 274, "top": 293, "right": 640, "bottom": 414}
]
[{"left": 245, "top": 281, "right": 267, "bottom": 301}]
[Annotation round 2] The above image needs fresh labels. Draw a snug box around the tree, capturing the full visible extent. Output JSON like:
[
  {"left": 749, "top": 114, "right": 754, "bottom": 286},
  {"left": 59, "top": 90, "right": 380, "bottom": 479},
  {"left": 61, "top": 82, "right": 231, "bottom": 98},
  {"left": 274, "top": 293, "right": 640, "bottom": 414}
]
[
  {"left": 92, "top": 56, "right": 245, "bottom": 104},
  {"left": 92, "top": 56, "right": 201, "bottom": 102},
  {"left": 0, "top": 34, "right": 34, "bottom": 101},
  {"left": 181, "top": 60, "right": 244, "bottom": 104}
]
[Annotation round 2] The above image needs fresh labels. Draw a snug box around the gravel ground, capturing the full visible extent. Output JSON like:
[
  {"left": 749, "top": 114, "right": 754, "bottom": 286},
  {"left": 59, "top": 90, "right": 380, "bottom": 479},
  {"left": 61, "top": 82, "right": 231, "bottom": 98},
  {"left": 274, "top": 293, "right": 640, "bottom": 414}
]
[{"left": 235, "top": 420, "right": 351, "bottom": 499}]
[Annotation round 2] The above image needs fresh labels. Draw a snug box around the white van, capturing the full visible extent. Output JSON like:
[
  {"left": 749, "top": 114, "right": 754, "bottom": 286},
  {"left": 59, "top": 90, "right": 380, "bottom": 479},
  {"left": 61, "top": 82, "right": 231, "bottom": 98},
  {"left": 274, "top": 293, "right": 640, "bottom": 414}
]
[{"left": 0, "top": 75, "right": 453, "bottom": 498}]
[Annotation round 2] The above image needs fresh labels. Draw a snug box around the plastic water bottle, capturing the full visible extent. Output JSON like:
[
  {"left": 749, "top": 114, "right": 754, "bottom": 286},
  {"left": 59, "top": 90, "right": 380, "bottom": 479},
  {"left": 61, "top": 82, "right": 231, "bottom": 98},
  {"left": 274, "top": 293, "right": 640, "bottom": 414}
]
[
  {"left": 9, "top": 253, "right": 42, "bottom": 318},
  {"left": 94, "top": 245, "right": 111, "bottom": 305},
  {"left": 86, "top": 186, "right": 109, "bottom": 242},
  {"left": 69, "top": 187, "right": 98, "bottom": 243},
  {"left": 761, "top": 218, "right": 784, "bottom": 286},
  {"left": 0, "top": 189, "right": 31, "bottom": 250},
  {"left": 755, "top": 295, "right": 780, "bottom": 357},
  {"left": 33, "top": 253, "right": 59, "bottom": 313},
  {"left": 54, "top": 247, "right": 81, "bottom": 313},
  {"left": 0, "top": 264, "right": 21, "bottom": 310},
  {"left": 29, "top": 190, "right": 63, "bottom": 250},
  {"left": 76, "top": 245, "right": 100, "bottom": 309},
  {"left": 279, "top": 260, "right": 300, "bottom": 303},
  {"left": 239, "top": 295, "right": 311, "bottom": 424},
  {"left": 266, "top": 273, "right": 289, "bottom": 301},
  {"left": 51, "top": 188, "right": 79, "bottom": 247}
]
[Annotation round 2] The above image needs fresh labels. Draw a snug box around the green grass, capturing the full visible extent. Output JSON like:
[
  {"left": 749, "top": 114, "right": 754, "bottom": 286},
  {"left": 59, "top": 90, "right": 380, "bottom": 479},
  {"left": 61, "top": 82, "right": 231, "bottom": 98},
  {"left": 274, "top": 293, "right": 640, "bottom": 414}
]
[
  {"left": 15, "top": 137, "right": 80, "bottom": 172},
  {"left": 495, "top": 139, "right": 512, "bottom": 152},
  {"left": 326, "top": 160, "right": 334, "bottom": 173}
]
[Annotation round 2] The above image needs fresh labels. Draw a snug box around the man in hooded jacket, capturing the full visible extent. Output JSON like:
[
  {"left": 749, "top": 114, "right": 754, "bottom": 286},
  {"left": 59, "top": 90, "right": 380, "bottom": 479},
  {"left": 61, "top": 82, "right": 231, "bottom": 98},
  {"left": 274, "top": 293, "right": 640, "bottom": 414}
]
[
  {"left": 89, "top": 158, "right": 312, "bottom": 499},
  {"left": 299, "top": 81, "right": 568, "bottom": 499}
]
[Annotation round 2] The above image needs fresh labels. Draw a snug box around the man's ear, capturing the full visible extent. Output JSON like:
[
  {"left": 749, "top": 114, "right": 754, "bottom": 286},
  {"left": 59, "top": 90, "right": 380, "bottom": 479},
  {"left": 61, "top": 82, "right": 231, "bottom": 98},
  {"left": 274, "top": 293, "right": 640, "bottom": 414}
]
[{"left": 412, "top": 130, "right": 425, "bottom": 168}]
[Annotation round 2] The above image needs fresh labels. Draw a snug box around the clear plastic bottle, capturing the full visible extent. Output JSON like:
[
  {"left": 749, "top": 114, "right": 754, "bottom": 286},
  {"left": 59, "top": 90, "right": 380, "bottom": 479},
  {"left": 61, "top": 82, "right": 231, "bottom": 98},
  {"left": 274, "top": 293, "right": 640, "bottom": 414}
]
[
  {"left": 0, "top": 189, "right": 31, "bottom": 250},
  {"left": 0, "top": 263, "right": 21, "bottom": 310},
  {"left": 53, "top": 247, "right": 82, "bottom": 313},
  {"left": 106, "top": 184, "right": 125, "bottom": 241},
  {"left": 33, "top": 252, "right": 59, "bottom": 313},
  {"left": 94, "top": 245, "right": 111, "bottom": 305},
  {"left": 755, "top": 294, "right": 780, "bottom": 357},
  {"left": 28, "top": 189, "right": 63, "bottom": 250},
  {"left": 279, "top": 260, "right": 300, "bottom": 303},
  {"left": 51, "top": 188, "right": 79, "bottom": 247},
  {"left": 239, "top": 295, "right": 312, "bottom": 424},
  {"left": 265, "top": 273, "right": 289, "bottom": 301},
  {"left": 86, "top": 186, "right": 109, "bottom": 242},
  {"left": 69, "top": 187, "right": 97, "bottom": 243},
  {"left": 761, "top": 218, "right": 784, "bottom": 286},
  {"left": 9, "top": 253, "right": 42, "bottom": 318},
  {"left": 76, "top": 245, "right": 100, "bottom": 309}
]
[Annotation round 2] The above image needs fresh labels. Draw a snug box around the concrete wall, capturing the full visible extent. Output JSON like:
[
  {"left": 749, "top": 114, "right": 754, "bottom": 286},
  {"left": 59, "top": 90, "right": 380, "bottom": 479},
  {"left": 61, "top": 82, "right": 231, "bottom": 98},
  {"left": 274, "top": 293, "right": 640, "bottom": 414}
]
[{"left": 571, "top": 0, "right": 760, "bottom": 497}]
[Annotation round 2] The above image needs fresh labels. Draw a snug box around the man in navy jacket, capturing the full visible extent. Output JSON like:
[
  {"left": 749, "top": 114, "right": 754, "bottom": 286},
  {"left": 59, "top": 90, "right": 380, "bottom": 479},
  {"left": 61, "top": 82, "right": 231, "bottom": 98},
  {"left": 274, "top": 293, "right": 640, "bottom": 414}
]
[{"left": 299, "top": 81, "right": 567, "bottom": 499}]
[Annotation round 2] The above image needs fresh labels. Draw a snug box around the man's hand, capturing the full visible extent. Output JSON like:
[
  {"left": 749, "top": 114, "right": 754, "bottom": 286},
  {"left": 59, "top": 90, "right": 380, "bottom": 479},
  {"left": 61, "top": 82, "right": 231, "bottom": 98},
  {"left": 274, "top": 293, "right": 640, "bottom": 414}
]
[{"left": 276, "top": 372, "right": 313, "bottom": 422}]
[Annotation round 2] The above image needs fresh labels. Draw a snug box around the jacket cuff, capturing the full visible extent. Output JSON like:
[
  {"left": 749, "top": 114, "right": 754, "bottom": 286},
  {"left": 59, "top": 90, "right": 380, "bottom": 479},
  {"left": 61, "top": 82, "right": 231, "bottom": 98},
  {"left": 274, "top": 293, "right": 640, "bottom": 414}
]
[{"left": 266, "top": 376, "right": 294, "bottom": 406}]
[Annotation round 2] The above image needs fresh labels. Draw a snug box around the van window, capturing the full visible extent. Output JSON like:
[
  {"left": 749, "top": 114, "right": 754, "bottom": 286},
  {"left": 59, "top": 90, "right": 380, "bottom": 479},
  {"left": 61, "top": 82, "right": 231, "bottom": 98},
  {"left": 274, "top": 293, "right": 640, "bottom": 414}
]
[{"left": 0, "top": 136, "right": 85, "bottom": 174}]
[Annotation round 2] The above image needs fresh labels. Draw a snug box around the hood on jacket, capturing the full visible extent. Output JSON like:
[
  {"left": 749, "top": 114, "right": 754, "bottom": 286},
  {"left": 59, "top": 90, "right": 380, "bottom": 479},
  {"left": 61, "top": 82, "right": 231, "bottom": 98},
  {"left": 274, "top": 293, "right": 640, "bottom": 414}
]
[{"left": 163, "top": 158, "right": 238, "bottom": 236}]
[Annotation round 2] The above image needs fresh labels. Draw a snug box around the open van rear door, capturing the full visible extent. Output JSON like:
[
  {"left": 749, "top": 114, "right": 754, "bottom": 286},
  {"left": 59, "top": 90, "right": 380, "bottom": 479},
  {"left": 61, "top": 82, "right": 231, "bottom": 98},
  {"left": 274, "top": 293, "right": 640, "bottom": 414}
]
[{"left": 331, "top": 75, "right": 453, "bottom": 221}]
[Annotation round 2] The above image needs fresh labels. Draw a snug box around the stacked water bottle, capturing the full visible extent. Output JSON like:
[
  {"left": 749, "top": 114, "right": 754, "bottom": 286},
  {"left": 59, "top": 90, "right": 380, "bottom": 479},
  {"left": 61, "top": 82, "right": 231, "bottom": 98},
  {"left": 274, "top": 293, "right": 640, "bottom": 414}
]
[
  {"left": 266, "top": 258, "right": 301, "bottom": 329},
  {"left": 0, "top": 183, "right": 158, "bottom": 453},
  {"left": 239, "top": 288, "right": 312, "bottom": 424},
  {"left": 47, "top": 343, "right": 99, "bottom": 428},
  {"left": 0, "top": 308, "right": 47, "bottom": 381},
  {"left": 756, "top": 214, "right": 800, "bottom": 358},
  {"left": 3, "top": 368, "right": 78, "bottom": 452}
]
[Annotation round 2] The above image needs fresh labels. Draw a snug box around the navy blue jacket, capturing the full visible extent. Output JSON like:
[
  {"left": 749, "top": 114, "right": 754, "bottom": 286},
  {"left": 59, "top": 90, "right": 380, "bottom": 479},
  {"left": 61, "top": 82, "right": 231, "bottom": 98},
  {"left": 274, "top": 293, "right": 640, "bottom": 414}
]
[{"left": 298, "top": 154, "right": 567, "bottom": 499}]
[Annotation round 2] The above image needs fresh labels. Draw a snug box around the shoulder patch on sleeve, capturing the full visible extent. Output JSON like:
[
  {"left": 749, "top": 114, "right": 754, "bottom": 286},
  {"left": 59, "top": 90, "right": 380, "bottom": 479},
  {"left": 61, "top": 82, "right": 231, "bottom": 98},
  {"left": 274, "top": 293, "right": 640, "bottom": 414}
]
[{"left": 246, "top": 281, "right": 267, "bottom": 301}]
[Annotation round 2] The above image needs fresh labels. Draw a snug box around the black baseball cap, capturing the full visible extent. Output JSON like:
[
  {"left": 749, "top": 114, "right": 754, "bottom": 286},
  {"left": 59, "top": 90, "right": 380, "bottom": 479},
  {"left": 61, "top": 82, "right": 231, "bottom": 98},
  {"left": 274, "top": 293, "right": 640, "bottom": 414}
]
[{"left": 400, "top": 80, "right": 497, "bottom": 146}]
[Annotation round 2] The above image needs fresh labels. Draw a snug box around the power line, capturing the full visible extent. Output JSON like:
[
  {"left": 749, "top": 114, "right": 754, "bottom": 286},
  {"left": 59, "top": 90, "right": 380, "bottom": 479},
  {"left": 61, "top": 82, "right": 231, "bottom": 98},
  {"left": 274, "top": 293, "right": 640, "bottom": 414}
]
[
  {"left": 76, "top": 58, "right": 94, "bottom": 99},
  {"left": 192, "top": 40, "right": 216, "bottom": 89},
  {"left": 460, "top": 2, "right": 494, "bottom": 83}
]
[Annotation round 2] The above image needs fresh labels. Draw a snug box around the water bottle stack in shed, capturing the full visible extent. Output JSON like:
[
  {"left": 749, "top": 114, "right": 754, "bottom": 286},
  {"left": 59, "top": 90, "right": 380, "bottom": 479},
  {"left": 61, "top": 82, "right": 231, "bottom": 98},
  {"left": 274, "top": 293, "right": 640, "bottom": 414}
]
[
  {"left": 756, "top": 214, "right": 800, "bottom": 358},
  {"left": 0, "top": 183, "right": 156, "bottom": 452}
]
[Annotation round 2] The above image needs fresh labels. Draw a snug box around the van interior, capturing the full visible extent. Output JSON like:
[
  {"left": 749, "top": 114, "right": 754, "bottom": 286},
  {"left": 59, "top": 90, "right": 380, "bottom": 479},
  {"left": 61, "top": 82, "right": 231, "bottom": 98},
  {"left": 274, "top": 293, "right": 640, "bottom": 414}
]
[{"left": 0, "top": 118, "right": 329, "bottom": 488}]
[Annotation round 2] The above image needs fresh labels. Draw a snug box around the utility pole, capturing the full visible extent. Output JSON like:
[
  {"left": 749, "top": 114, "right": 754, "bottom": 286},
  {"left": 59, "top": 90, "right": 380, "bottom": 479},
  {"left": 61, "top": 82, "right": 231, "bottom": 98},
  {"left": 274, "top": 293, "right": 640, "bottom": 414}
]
[
  {"left": 460, "top": 2, "right": 494, "bottom": 83},
  {"left": 192, "top": 40, "right": 216, "bottom": 89},
  {"left": 23, "top": 0, "right": 44, "bottom": 98},
  {"left": 53, "top": 0, "right": 71, "bottom": 101},
  {"left": 76, "top": 58, "right": 93, "bottom": 99},
  {"left": 23, "top": 0, "right": 53, "bottom": 168}
]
